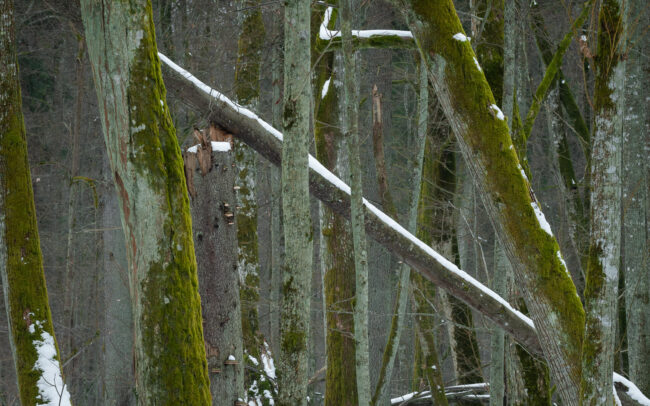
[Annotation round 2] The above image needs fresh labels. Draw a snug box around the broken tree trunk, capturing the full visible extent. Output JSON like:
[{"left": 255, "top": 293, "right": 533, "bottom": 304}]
[{"left": 184, "top": 137, "right": 244, "bottom": 405}]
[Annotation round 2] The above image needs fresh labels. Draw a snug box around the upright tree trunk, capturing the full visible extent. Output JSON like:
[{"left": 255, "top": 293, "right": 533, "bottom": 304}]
[
  {"left": 80, "top": 1, "right": 211, "bottom": 403},
  {"left": 580, "top": 1, "right": 624, "bottom": 403},
  {"left": 621, "top": 0, "right": 649, "bottom": 395},
  {"left": 101, "top": 156, "right": 134, "bottom": 406},
  {"left": 0, "top": 1, "right": 71, "bottom": 404},
  {"left": 392, "top": 2, "right": 585, "bottom": 404},
  {"left": 278, "top": 0, "right": 313, "bottom": 404},
  {"left": 185, "top": 141, "right": 244, "bottom": 405},
  {"left": 312, "top": 6, "right": 359, "bottom": 405},
  {"left": 340, "top": 1, "right": 371, "bottom": 404}
]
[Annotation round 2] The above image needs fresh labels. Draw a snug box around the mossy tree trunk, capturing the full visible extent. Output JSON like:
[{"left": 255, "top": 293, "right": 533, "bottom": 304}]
[
  {"left": 278, "top": 0, "right": 313, "bottom": 404},
  {"left": 391, "top": 1, "right": 585, "bottom": 403},
  {"left": 311, "top": 5, "right": 360, "bottom": 405},
  {"left": 580, "top": 0, "right": 624, "bottom": 404},
  {"left": 0, "top": 0, "right": 71, "bottom": 404},
  {"left": 621, "top": 0, "right": 649, "bottom": 395},
  {"left": 185, "top": 144, "right": 244, "bottom": 405},
  {"left": 80, "top": 1, "right": 211, "bottom": 403}
]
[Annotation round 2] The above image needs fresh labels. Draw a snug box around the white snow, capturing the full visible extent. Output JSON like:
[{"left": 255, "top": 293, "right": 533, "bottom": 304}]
[
  {"left": 186, "top": 141, "right": 232, "bottom": 154},
  {"left": 531, "top": 201, "right": 554, "bottom": 236},
  {"left": 30, "top": 320, "right": 71, "bottom": 406},
  {"left": 613, "top": 373, "right": 650, "bottom": 405},
  {"left": 262, "top": 342, "right": 276, "bottom": 379},
  {"left": 321, "top": 77, "right": 331, "bottom": 99},
  {"left": 391, "top": 391, "right": 417, "bottom": 403},
  {"left": 489, "top": 104, "right": 505, "bottom": 120},
  {"left": 473, "top": 57, "right": 482, "bottom": 72},
  {"left": 227, "top": 355, "right": 236, "bottom": 361},
  {"left": 580, "top": 34, "right": 587, "bottom": 42},
  {"left": 453, "top": 32, "right": 470, "bottom": 42},
  {"left": 318, "top": 7, "right": 412, "bottom": 41}
]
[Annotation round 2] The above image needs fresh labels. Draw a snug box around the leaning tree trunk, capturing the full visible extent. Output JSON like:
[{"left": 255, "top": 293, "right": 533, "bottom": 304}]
[
  {"left": 278, "top": 0, "right": 313, "bottom": 404},
  {"left": 391, "top": 1, "right": 585, "bottom": 404},
  {"left": 80, "top": 1, "right": 211, "bottom": 403},
  {"left": 185, "top": 139, "right": 244, "bottom": 405},
  {"left": 0, "top": 1, "right": 70, "bottom": 404},
  {"left": 580, "top": 1, "right": 624, "bottom": 403}
]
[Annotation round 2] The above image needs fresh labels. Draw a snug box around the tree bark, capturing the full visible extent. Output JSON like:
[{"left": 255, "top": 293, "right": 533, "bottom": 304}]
[
  {"left": 278, "top": 0, "right": 313, "bottom": 404},
  {"left": 580, "top": 1, "right": 624, "bottom": 403},
  {"left": 185, "top": 142, "right": 244, "bottom": 405},
  {"left": 621, "top": 0, "right": 649, "bottom": 395},
  {"left": 80, "top": 1, "right": 211, "bottom": 403},
  {"left": 0, "top": 0, "right": 71, "bottom": 404}
]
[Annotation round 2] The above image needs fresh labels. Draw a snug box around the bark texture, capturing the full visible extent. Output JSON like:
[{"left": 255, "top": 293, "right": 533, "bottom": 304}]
[
  {"left": 278, "top": 0, "right": 313, "bottom": 403},
  {"left": 185, "top": 143, "right": 244, "bottom": 405},
  {"left": 80, "top": 1, "right": 211, "bottom": 403},
  {"left": 0, "top": 0, "right": 70, "bottom": 404},
  {"left": 580, "top": 1, "right": 624, "bottom": 403}
]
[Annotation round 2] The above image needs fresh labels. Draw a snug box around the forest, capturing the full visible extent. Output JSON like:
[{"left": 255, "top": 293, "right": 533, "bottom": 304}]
[{"left": 0, "top": 0, "right": 648, "bottom": 405}]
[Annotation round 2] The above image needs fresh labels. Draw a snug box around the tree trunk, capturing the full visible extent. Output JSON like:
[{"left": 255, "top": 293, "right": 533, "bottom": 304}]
[
  {"left": 621, "top": 0, "right": 649, "bottom": 395},
  {"left": 580, "top": 1, "right": 624, "bottom": 403},
  {"left": 0, "top": 1, "right": 71, "bottom": 404},
  {"left": 278, "top": 0, "right": 313, "bottom": 403},
  {"left": 185, "top": 141, "right": 244, "bottom": 405},
  {"left": 80, "top": 1, "right": 211, "bottom": 403},
  {"left": 340, "top": 1, "right": 371, "bottom": 404}
]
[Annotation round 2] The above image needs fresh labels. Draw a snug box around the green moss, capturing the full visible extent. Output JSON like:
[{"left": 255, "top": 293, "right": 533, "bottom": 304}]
[
  {"left": 1, "top": 8, "right": 66, "bottom": 404},
  {"left": 475, "top": 0, "right": 504, "bottom": 105},
  {"left": 235, "top": 0, "right": 265, "bottom": 104},
  {"left": 123, "top": 3, "right": 211, "bottom": 403}
]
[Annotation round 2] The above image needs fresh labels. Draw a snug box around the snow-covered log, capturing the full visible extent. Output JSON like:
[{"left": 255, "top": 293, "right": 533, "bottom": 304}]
[{"left": 159, "top": 54, "right": 650, "bottom": 406}]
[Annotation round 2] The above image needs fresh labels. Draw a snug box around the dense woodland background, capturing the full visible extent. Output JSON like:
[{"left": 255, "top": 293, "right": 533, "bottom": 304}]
[{"left": 0, "top": 0, "right": 648, "bottom": 405}]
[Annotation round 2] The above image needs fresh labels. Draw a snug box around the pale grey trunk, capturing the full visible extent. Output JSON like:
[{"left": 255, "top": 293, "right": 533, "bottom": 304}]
[
  {"left": 186, "top": 147, "right": 244, "bottom": 405},
  {"left": 101, "top": 156, "right": 134, "bottom": 406},
  {"left": 81, "top": 1, "right": 211, "bottom": 403},
  {"left": 278, "top": 0, "right": 313, "bottom": 403},
  {"left": 341, "top": 1, "right": 371, "bottom": 403},
  {"left": 622, "top": 0, "right": 649, "bottom": 395},
  {"left": 580, "top": 0, "right": 624, "bottom": 403}
]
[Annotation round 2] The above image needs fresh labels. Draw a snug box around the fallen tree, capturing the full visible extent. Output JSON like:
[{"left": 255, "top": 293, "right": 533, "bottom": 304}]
[{"left": 159, "top": 53, "right": 650, "bottom": 406}]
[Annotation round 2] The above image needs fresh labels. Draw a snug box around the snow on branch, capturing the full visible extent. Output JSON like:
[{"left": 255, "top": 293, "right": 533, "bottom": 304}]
[
  {"left": 317, "top": 6, "right": 415, "bottom": 51},
  {"left": 158, "top": 53, "right": 650, "bottom": 405}
]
